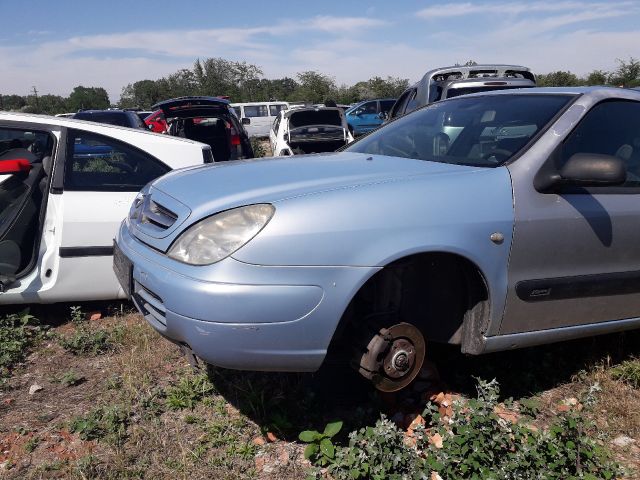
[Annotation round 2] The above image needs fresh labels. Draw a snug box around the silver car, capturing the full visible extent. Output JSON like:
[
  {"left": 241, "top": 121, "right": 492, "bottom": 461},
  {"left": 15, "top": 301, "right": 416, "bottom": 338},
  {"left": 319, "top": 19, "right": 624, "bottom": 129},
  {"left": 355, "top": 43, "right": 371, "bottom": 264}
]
[{"left": 115, "top": 87, "right": 640, "bottom": 392}]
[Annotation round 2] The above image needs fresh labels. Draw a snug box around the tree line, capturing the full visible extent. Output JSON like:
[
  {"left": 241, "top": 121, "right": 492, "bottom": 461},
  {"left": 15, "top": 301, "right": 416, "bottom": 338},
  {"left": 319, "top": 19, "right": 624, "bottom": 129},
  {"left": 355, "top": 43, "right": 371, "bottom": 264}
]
[{"left": 2, "top": 57, "right": 639, "bottom": 115}]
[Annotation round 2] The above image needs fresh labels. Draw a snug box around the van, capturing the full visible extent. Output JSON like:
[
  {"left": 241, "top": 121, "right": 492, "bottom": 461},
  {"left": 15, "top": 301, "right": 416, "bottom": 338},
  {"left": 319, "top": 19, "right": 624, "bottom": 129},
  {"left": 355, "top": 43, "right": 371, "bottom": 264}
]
[{"left": 230, "top": 101, "right": 289, "bottom": 137}]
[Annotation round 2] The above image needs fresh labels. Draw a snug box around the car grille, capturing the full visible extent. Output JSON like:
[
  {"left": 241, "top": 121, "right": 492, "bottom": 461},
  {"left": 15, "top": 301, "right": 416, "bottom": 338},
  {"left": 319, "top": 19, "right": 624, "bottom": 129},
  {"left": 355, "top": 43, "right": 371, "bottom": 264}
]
[
  {"left": 133, "top": 281, "right": 166, "bottom": 326},
  {"left": 139, "top": 196, "right": 178, "bottom": 233}
]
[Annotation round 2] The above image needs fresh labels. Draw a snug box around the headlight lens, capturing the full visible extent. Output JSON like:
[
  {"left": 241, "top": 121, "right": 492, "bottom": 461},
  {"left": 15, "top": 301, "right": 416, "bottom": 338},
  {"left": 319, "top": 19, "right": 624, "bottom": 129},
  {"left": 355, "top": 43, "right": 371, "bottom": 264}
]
[{"left": 167, "top": 204, "right": 275, "bottom": 265}]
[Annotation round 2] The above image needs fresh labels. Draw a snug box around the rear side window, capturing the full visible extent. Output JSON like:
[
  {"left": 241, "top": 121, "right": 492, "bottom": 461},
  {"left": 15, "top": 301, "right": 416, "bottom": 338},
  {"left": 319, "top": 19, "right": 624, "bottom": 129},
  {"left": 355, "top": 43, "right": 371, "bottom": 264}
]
[
  {"left": 64, "top": 129, "right": 169, "bottom": 191},
  {"left": 244, "top": 105, "right": 269, "bottom": 118}
]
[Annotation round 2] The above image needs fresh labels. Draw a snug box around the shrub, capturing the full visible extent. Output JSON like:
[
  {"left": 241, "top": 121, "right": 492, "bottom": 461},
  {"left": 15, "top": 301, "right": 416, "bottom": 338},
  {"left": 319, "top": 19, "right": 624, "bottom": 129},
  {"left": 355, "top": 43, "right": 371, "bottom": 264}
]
[
  {"left": 421, "top": 379, "right": 621, "bottom": 480},
  {"left": 329, "top": 418, "right": 420, "bottom": 480}
]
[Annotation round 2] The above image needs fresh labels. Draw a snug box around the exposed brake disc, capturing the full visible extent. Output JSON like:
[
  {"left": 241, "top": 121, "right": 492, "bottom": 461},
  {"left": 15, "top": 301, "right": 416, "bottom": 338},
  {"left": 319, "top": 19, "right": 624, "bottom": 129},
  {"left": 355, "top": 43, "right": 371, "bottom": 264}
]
[{"left": 355, "top": 322, "right": 426, "bottom": 392}]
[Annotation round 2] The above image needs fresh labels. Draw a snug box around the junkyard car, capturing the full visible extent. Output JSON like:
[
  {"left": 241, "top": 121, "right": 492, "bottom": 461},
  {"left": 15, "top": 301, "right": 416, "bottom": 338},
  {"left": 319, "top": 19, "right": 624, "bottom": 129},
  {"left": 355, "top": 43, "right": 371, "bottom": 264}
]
[
  {"left": 116, "top": 87, "right": 640, "bottom": 392},
  {"left": 72, "top": 109, "right": 148, "bottom": 130},
  {"left": 270, "top": 107, "right": 354, "bottom": 156},
  {"left": 154, "top": 96, "right": 254, "bottom": 162},
  {"left": 231, "top": 101, "right": 290, "bottom": 138},
  {"left": 0, "top": 112, "right": 213, "bottom": 304},
  {"left": 345, "top": 98, "right": 396, "bottom": 136},
  {"left": 388, "top": 64, "right": 536, "bottom": 120}
]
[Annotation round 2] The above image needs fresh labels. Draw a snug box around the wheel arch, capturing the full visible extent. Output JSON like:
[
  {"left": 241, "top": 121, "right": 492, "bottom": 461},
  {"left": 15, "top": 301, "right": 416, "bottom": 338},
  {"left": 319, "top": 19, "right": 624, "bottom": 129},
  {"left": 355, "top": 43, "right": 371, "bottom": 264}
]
[{"left": 326, "top": 249, "right": 492, "bottom": 359}]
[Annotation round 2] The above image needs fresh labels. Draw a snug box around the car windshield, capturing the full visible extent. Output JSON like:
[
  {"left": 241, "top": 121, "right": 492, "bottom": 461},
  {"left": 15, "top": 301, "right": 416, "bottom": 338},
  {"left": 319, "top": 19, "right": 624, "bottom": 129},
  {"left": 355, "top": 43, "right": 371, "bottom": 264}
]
[
  {"left": 346, "top": 94, "right": 574, "bottom": 167},
  {"left": 289, "top": 110, "right": 342, "bottom": 128}
]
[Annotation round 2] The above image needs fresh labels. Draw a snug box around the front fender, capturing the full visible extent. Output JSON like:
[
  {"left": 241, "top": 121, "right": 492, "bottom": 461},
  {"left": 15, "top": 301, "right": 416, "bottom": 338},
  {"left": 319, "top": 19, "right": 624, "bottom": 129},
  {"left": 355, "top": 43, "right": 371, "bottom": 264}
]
[{"left": 233, "top": 166, "right": 515, "bottom": 336}]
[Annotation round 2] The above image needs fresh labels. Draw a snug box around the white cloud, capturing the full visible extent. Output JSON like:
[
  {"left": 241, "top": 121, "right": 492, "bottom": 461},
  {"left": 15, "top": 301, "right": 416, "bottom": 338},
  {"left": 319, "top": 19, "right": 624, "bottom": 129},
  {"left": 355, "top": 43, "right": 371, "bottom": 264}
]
[
  {"left": 416, "top": 1, "right": 636, "bottom": 19},
  {"left": 1, "top": 8, "right": 639, "bottom": 103}
]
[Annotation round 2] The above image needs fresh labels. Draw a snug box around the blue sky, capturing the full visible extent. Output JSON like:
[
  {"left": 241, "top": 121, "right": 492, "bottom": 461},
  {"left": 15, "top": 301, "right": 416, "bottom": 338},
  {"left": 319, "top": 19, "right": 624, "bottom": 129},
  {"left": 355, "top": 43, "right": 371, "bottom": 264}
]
[{"left": 2, "top": 0, "right": 639, "bottom": 101}]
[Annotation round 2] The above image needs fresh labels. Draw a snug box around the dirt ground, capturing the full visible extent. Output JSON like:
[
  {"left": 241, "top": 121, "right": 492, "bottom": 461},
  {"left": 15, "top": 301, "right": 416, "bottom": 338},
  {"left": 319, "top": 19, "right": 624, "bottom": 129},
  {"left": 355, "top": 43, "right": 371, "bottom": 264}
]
[{"left": 1, "top": 303, "right": 640, "bottom": 479}]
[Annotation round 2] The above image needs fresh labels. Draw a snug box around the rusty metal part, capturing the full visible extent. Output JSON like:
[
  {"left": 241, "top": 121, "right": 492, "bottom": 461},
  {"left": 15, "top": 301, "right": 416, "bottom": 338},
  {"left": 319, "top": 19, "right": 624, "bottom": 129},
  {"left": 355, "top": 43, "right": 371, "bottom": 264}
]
[{"left": 355, "top": 322, "right": 426, "bottom": 392}]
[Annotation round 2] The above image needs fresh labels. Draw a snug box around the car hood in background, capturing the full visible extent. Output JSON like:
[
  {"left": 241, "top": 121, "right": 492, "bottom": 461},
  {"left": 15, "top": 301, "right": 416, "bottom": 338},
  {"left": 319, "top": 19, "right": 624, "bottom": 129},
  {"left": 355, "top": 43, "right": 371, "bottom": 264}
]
[
  {"left": 150, "top": 152, "right": 487, "bottom": 222},
  {"left": 152, "top": 96, "right": 230, "bottom": 119}
]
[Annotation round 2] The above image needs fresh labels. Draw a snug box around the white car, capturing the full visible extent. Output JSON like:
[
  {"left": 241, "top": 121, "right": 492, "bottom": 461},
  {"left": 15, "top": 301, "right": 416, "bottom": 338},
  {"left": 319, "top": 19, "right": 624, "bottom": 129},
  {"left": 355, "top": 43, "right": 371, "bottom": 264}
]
[
  {"left": 0, "top": 112, "right": 213, "bottom": 304},
  {"left": 231, "top": 101, "right": 290, "bottom": 138},
  {"left": 269, "top": 107, "right": 354, "bottom": 156}
]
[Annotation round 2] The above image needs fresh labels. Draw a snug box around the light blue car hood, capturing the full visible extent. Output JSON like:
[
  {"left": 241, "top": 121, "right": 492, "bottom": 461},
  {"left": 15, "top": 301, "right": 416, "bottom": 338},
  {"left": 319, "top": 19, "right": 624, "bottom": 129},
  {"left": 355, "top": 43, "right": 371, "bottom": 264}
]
[{"left": 151, "top": 152, "right": 486, "bottom": 217}]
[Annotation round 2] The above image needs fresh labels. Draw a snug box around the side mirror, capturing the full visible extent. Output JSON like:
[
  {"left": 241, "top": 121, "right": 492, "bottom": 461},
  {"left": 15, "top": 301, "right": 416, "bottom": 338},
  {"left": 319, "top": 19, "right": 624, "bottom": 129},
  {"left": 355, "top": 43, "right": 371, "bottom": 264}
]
[
  {"left": 536, "top": 153, "right": 626, "bottom": 192},
  {"left": 241, "top": 117, "right": 251, "bottom": 125},
  {"left": 147, "top": 124, "right": 154, "bottom": 130}
]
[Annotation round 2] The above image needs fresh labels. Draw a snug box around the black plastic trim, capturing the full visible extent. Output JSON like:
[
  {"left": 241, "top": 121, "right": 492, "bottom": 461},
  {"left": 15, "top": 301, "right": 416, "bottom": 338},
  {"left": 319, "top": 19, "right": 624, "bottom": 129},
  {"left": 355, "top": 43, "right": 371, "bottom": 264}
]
[
  {"left": 59, "top": 246, "right": 114, "bottom": 258},
  {"left": 516, "top": 270, "right": 640, "bottom": 302}
]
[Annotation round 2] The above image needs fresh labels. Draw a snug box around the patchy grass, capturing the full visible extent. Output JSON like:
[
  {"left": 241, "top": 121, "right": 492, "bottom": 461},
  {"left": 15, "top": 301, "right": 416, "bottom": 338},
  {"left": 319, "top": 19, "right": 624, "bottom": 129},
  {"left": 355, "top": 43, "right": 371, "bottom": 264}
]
[
  {"left": 1, "top": 304, "right": 640, "bottom": 478},
  {"left": 0, "top": 310, "right": 47, "bottom": 386}
]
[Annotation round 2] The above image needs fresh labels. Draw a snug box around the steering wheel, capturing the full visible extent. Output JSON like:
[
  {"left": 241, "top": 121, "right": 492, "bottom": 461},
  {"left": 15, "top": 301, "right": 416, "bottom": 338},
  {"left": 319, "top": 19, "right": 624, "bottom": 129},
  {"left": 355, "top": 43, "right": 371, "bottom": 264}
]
[{"left": 482, "top": 149, "right": 512, "bottom": 163}]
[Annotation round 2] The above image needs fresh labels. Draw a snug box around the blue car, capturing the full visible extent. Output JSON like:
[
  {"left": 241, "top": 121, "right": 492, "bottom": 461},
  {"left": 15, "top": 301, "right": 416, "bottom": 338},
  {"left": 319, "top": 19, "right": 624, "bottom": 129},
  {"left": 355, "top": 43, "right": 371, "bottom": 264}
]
[
  {"left": 116, "top": 87, "right": 640, "bottom": 392},
  {"left": 344, "top": 98, "right": 396, "bottom": 136}
]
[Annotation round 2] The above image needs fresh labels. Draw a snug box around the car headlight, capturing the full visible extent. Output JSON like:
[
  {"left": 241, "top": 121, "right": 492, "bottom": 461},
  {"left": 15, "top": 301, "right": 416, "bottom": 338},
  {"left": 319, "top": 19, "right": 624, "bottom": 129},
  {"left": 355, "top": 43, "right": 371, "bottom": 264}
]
[{"left": 167, "top": 204, "right": 275, "bottom": 265}]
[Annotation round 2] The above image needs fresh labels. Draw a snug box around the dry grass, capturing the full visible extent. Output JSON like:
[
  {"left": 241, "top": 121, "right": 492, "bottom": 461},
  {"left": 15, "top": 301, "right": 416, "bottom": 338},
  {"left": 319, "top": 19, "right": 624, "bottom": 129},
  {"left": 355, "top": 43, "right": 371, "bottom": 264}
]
[{"left": 1, "top": 304, "right": 640, "bottom": 478}]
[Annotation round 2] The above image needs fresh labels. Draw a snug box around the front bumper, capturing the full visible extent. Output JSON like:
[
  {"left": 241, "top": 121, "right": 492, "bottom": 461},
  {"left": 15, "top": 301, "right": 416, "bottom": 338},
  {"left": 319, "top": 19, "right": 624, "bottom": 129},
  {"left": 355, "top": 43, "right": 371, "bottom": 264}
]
[{"left": 116, "top": 221, "right": 378, "bottom": 372}]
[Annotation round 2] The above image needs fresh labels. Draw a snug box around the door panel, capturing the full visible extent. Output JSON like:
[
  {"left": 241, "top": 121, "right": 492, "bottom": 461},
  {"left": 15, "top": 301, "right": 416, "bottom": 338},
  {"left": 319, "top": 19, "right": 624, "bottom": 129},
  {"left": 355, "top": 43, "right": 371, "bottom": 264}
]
[{"left": 502, "top": 100, "right": 640, "bottom": 334}]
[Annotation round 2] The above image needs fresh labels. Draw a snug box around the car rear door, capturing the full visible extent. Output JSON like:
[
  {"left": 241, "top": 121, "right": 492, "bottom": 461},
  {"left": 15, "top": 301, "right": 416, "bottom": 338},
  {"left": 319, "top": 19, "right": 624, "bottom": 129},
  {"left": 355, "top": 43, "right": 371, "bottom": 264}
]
[
  {"left": 501, "top": 99, "right": 640, "bottom": 334},
  {"left": 242, "top": 105, "right": 271, "bottom": 137},
  {"left": 52, "top": 128, "right": 171, "bottom": 301}
]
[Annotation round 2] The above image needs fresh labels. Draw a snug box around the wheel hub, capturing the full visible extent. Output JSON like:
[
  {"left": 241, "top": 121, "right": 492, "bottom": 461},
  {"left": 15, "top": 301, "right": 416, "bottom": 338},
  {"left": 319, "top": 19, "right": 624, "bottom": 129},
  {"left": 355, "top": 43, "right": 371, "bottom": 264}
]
[{"left": 355, "top": 322, "right": 426, "bottom": 392}]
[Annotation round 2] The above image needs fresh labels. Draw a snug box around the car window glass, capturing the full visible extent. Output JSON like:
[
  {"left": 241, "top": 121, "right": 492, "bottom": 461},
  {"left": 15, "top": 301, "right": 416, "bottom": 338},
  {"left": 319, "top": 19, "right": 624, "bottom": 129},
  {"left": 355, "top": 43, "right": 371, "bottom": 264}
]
[
  {"left": 233, "top": 107, "right": 242, "bottom": 118},
  {"left": 269, "top": 104, "right": 286, "bottom": 116},
  {"left": 64, "top": 129, "right": 169, "bottom": 191},
  {"left": 380, "top": 100, "right": 396, "bottom": 114},
  {"left": 244, "top": 105, "right": 269, "bottom": 118},
  {"left": 390, "top": 90, "right": 412, "bottom": 118},
  {"left": 0, "top": 127, "right": 54, "bottom": 163},
  {"left": 562, "top": 100, "right": 640, "bottom": 187},
  {"left": 405, "top": 90, "right": 419, "bottom": 113},
  {"left": 272, "top": 116, "right": 281, "bottom": 133},
  {"left": 73, "top": 112, "right": 130, "bottom": 127},
  {"left": 346, "top": 94, "right": 573, "bottom": 167}
]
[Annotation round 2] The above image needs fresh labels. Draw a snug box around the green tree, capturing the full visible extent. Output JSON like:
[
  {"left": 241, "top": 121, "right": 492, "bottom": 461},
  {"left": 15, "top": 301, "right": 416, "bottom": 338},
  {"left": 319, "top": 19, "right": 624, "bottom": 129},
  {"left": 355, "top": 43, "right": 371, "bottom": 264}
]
[
  {"left": 119, "top": 79, "right": 167, "bottom": 109},
  {"left": 0, "top": 95, "right": 27, "bottom": 111},
  {"left": 609, "top": 57, "right": 640, "bottom": 87},
  {"left": 536, "top": 71, "right": 581, "bottom": 87},
  {"left": 584, "top": 70, "right": 609, "bottom": 86},
  {"left": 67, "top": 86, "right": 110, "bottom": 111},
  {"left": 290, "top": 71, "right": 336, "bottom": 104}
]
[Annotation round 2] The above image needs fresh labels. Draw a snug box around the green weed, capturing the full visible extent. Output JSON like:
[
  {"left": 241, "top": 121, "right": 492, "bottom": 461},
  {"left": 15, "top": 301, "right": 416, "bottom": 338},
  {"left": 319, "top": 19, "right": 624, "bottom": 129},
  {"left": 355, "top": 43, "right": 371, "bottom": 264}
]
[
  {"left": 165, "top": 373, "right": 215, "bottom": 410},
  {"left": 0, "top": 310, "right": 45, "bottom": 382}
]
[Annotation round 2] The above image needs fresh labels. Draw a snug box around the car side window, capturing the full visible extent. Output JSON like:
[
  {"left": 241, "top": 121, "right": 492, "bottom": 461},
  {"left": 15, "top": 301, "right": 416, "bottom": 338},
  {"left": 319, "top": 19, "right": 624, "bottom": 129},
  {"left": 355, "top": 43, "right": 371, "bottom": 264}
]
[
  {"left": 269, "top": 104, "right": 285, "bottom": 116},
  {"left": 244, "top": 105, "right": 269, "bottom": 118},
  {"left": 562, "top": 100, "right": 640, "bottom": 188},
  {"left": 391, "top": 89, "right": 416, "bottom": 118},
  {"left": 272, "top": 116, "right": 281, "bottom": 134},
  {"left": 64, "top": 129, "right": 170, "bottom": 191},
  {"left": 380, "top": 100, "right": 396, "bottom": 114}
]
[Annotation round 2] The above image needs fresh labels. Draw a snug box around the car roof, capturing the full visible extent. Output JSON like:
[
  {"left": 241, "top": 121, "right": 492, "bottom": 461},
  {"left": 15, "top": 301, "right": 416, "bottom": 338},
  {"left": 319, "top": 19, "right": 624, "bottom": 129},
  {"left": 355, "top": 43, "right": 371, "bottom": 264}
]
[
  {"left": 0, "top": 111, "right": 206, "bottom": 146},
  {"left": 283, "top": 106, "right": 344, "bottom": 118},
  {"left": 152, "top": 96, "right": 231, "bottom": 119},
  {"left": 440, "top": 86, "right": 640, "bottom": 101}
]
